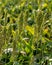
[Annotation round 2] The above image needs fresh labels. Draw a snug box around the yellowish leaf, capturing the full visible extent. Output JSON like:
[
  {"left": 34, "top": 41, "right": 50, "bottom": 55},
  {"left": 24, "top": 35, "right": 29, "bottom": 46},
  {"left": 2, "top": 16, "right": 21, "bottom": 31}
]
[
  {"left": 25, "top": 25, "right": 34, "bottom": 35},
  {"left": 42, "top": 3, "right": 48, "bottom": 9}
]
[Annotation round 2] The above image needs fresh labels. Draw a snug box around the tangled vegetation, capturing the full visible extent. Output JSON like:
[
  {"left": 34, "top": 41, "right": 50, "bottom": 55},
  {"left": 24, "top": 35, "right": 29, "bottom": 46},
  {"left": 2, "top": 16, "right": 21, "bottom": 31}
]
[{"left": 0, "top": 0, "right": 52, "bottom": 65}]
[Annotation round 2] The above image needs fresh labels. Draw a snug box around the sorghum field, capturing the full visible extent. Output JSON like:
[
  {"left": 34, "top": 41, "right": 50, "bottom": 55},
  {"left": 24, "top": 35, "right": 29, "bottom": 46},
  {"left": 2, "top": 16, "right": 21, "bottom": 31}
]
[{"left": 0, "top": 0, "right": 52, "bottom": 65}]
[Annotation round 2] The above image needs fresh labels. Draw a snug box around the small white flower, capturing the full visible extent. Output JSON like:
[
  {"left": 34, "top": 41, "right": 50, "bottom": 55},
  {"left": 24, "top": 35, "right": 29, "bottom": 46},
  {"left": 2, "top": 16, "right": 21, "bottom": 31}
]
[
  {"left": 23, "top": 37, "right": 29, "bottom": 40},
  {"left": 46, "top": 56, "right": 49, "bottom": 59},
  {"left": 8, "top": 43, "right": 11, "bottom": 44},
  {"left": 4, "top": 48, "right": 13, "bottom": 54},
  {"left": 20, "top": 51, "right": 26, "bottom": 55},
  {"left": 28, "top": 18, "right": 31, "bottom": 21},
  {"left": 0, "top": 2, "right": 2, "bottom": 4},
  {"left": 49, "top": 59, "right": 52, "bottom": 61},
  {"left": 37, "top": 9, "right": 40, "bottom": 12}
]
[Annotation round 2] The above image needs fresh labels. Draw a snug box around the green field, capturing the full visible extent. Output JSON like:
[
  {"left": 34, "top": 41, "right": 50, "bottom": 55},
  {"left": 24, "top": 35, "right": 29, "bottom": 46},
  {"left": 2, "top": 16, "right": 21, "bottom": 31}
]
[{"left": 0, "top": 0, "right": 52, "bottom": 65}]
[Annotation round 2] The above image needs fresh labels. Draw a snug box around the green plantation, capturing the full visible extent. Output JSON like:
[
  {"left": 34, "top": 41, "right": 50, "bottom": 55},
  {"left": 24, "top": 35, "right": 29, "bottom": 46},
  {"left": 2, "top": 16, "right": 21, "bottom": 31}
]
[{"left": 0, "top": 0, "right": 52, "bottom": 65}]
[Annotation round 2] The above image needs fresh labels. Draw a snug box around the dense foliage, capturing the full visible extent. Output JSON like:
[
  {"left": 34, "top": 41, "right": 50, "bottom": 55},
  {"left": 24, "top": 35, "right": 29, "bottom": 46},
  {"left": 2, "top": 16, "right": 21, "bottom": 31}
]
[{"left": 0, "top": 0, "right": 52, "bottom": 65}]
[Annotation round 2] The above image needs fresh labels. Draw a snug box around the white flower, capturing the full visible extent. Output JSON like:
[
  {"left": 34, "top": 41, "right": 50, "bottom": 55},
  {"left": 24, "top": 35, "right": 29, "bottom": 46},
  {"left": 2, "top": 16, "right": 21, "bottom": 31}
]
[
  {"left": 4, "top": 48, "right": 13, "bottom": 54},
  {"left": 49, "top": 59, "right": 52, "bottom": 61},
  {"left": 0, "top": 2, "right": 2, "bottom": 4},
  {"left": 23, "top": 37, "right": 29, "bottom": 40},
  {"left": 20, "top": 51, "right": 26, "bottom": 55}
]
